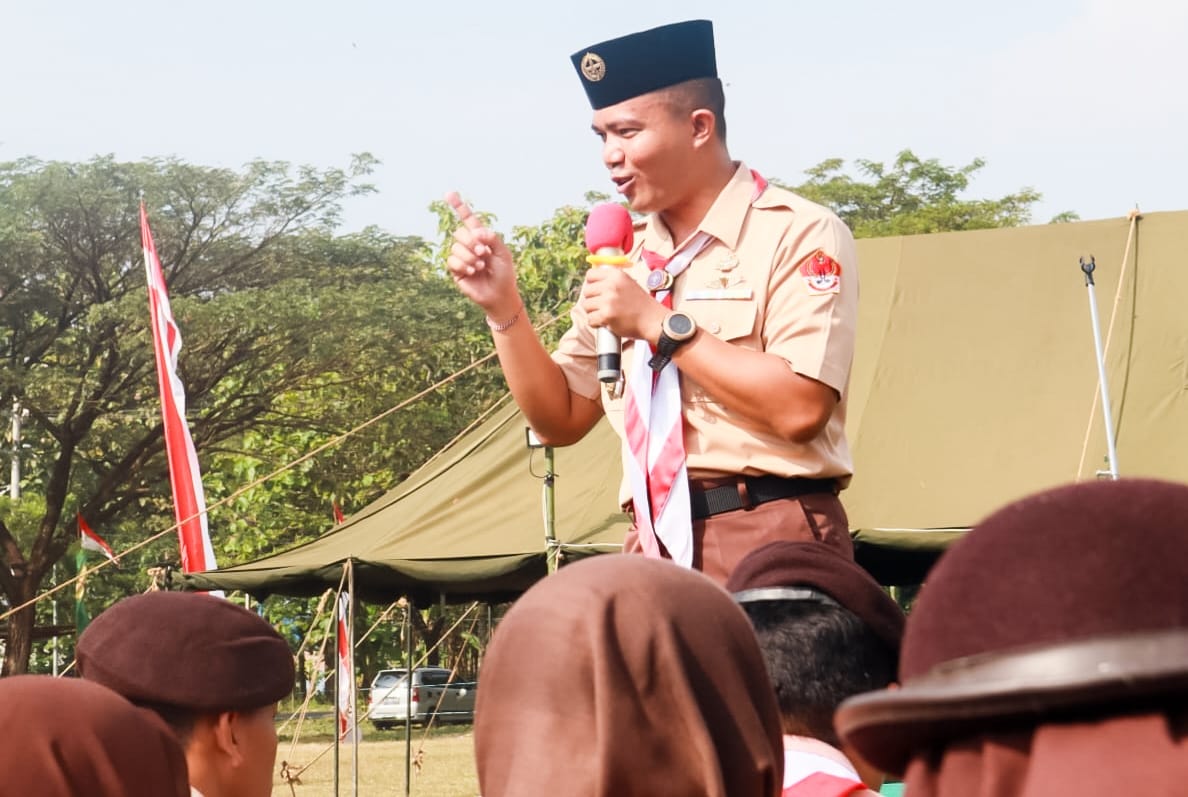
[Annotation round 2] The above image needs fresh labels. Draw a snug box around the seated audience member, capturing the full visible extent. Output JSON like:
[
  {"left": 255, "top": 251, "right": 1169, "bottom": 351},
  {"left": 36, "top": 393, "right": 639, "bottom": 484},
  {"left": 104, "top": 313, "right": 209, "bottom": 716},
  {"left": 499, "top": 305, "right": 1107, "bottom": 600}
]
[
  {"left": 474, "top": 554, "right": 785, "bottom": 797},
  {"left": 0, "top": 674, "right": 189, "bottom": 796},
  {"left": 76, "top": 591, "right": 295, "bottom": 797},
  {"left": 837, "top": 478, "right": 1188, "bottom": 797},
  {"left": 727, "top": 541, "right": 904, "bottom": 796}
]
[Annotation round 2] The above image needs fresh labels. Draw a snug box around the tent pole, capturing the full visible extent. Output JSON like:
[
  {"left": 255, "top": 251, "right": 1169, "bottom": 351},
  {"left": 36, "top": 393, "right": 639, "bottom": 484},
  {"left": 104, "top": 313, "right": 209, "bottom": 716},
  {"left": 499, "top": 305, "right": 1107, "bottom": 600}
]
[
  {"left": 544, "top": 445, "right": 557, "bottom": 573},
  {"left": 1080, "top": 256, "right": 1120, "bottom": 479},
  {"left": 404, "top": 599, "right": 413, "bottom": 797}
]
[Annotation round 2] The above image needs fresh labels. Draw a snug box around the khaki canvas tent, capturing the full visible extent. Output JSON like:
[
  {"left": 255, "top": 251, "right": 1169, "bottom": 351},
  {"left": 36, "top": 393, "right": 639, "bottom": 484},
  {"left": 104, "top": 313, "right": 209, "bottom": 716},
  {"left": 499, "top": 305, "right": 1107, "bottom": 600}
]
[{"left": 185, "top": 210, "right": 1188, "bottom": 599}]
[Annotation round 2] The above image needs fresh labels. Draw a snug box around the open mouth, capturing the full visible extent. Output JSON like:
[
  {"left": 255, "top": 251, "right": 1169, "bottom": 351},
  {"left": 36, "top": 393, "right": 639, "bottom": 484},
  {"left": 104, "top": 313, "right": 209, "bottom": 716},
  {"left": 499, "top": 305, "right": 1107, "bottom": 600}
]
[{"left": 612, "top": 175, "right": 636, "bottom": 195}]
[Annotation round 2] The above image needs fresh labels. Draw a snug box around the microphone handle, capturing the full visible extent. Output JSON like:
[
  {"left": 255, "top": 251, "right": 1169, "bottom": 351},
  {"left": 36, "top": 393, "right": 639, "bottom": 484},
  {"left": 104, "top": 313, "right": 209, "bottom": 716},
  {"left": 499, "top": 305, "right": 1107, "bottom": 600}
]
[
  {"left": 590, "top": 245, "right": 627, "bottom": 383},
  {"left": 597, "top": 327, "right": 621, "bottom": 383}
]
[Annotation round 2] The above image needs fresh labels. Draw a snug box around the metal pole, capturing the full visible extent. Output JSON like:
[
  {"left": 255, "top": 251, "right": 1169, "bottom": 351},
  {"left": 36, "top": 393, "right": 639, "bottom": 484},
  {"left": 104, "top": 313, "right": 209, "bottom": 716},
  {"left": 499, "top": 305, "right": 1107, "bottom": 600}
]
[
  {"left": 404, "top": 600, "right": 413, "bottom": 797},
  {"left": 1080, "top": 256, "right": 1120, "bottom": 479},
  {"left": 10, "top": 398, "right": 20, "bottom": 500},
  {"left": 544, "top": 446, "right": 557, "bottom": 573},
  {"left": 348, "top": 561, "right": 358, "bottom": 797},
  {"left": 51, "top": 564, "right": 58, "bottom": 677},
  {"left": 333, "top": 577, "right": 341, "bottom": 797}
]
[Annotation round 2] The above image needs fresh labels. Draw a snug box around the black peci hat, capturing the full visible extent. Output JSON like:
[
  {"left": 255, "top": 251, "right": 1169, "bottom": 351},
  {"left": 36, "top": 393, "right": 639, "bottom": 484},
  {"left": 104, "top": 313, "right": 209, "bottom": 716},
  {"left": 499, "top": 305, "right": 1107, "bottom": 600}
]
[{"left": 571, "top": 20, "right": 717, "bottom": 110}]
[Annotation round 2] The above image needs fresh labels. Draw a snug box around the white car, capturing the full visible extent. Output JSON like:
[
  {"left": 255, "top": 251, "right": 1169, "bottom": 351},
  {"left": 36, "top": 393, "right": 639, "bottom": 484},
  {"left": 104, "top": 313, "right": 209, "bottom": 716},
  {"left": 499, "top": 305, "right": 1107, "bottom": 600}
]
[{"left": 367, "top": 667, "right": 477, "bottom": 729}]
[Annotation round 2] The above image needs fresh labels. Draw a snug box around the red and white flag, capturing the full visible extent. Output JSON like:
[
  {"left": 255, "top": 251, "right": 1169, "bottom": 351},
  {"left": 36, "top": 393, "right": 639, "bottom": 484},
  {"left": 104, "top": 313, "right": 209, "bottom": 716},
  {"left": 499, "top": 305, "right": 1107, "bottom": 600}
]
[
  {"left": 337, "top": 592, "right": 361, "bottom": 743},
  {"left": 140, "top": 204, "right": 217, "bottom": 576},
  {"left": 78, "top": 514, "right": 117, "bottom": 563}
]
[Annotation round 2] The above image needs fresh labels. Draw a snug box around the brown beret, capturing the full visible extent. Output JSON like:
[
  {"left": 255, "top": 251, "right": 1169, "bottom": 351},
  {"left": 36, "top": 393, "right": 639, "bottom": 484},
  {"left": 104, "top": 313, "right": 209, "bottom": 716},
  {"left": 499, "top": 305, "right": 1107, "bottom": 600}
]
[
  {"left": 77, "top": 591, "right": 295, "bottom": 712},
  {"left": 726, "top": 540, "right": 905, "bottom": 656},
  {"left": 0, "top": 675, "right": 189, "bottom": 797},
  {"left": 837, "top": 478, "right": 1188, "bottom": 776}
]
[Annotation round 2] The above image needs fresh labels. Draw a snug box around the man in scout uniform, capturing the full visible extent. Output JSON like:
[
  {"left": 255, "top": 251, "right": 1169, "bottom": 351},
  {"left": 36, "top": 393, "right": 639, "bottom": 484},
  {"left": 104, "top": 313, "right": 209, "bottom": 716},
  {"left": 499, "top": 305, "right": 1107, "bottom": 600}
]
[
  {"left": 446, "top": 19, "right": 858, "bottom": 584},
  {"left": 727, "top": 541, "right": 904, "bottom": 796},
  {"left": 836, "top": 479, "right": 1188, "bottom": 796},
  {"left": 77, "top": 591, "right": 295, "bottom": 797}
]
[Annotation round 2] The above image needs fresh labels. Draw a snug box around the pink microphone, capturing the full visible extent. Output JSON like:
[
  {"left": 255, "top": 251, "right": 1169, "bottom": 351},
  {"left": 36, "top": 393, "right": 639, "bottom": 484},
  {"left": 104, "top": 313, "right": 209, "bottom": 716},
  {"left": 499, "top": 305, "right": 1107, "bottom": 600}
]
[{"left": 585, "top": 204, "right": 634, "bottom": 384}]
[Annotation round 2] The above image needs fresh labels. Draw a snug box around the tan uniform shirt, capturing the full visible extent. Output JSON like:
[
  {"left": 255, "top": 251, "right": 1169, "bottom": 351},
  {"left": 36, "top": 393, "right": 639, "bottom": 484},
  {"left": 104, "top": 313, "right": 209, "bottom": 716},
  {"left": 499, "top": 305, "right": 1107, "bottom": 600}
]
[{"left": 553, "top": 163, "right": 858, "bottom": 503}]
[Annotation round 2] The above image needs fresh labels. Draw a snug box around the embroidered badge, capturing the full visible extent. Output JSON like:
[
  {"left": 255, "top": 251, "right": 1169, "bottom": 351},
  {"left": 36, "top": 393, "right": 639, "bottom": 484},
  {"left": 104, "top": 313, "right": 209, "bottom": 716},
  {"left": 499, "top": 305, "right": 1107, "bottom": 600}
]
[
  {"left": 580, "top": 52, "right": 606, "bottom": 82},
  {"left": 802, "top": 250, "right": 842, "bottom": 294}
]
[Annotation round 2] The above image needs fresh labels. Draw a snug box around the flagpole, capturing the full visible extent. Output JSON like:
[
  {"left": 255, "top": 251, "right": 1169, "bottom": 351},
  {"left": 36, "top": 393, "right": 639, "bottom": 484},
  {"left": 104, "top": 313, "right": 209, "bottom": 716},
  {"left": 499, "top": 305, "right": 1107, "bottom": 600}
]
[
  {"left": 51, "top": 564, "right": 58, "bottom": 677},
  {"left": 333, "top": 585, "right": 341, "bottom": 797},
  {"left": 348, "top": 560, "right": 358, "bottom": 797}
]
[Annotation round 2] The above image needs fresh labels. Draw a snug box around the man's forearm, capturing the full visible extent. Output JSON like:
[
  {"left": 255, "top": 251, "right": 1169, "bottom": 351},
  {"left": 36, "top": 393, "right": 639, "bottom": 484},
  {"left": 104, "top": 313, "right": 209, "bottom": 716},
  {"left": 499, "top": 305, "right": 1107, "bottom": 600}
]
[{"left": 490, "top": 312, "right": 602, "bottom": 446}]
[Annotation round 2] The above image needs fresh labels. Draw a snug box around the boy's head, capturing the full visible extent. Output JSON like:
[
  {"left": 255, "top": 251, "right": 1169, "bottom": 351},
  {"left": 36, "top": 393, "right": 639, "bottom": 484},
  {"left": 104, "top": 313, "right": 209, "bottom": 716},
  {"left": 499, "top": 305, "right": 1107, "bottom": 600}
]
[{"left": 727, "top": 541, "right": 904, "bottom": 743}]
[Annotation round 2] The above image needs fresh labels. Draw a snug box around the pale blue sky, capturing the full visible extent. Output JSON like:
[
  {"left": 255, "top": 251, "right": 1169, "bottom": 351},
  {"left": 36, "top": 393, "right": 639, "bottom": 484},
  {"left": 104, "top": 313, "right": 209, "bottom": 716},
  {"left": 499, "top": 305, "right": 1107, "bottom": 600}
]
[{"left": 2, "top": 0, "right": 1184, "bottom": 241}]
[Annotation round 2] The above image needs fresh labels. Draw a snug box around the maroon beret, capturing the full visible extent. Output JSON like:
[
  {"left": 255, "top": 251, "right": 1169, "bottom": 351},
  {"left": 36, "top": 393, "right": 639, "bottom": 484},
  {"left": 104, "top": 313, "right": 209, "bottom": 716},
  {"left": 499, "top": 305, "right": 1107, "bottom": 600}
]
[
  {"left": 837, "top": 478, "right": 1188, "bottom": 776},
  {"left": 77, "top": 591, "right": 294, "bottom": 712},
  {"left": 726, "top": 541, "right": 905, "bottom": 656}
]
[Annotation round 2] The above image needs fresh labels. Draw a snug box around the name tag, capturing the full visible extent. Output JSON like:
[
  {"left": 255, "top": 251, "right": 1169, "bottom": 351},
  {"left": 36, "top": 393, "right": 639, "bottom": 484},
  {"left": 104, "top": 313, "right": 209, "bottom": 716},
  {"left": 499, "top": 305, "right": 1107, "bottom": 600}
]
[{"left": 683, "top": 288, "right": 754, "bottom": 301}]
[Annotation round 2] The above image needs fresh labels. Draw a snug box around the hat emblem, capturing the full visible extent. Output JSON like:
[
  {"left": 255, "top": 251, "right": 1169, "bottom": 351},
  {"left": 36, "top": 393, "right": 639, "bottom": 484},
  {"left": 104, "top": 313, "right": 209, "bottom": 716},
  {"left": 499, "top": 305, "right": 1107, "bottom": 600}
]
[{"left": 580, "top": 52, "right": 606, "bottom": 82}]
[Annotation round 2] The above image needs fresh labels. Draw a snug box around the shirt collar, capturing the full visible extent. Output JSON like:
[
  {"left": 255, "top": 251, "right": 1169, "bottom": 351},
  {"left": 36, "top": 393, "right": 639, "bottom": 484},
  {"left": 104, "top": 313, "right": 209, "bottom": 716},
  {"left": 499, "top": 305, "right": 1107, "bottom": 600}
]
[
  {"left": 641, "top": 161, "right": 756, "bottom": 255},
  {"left": 782, "top": 734, "right": 861, "bottom": 777}
]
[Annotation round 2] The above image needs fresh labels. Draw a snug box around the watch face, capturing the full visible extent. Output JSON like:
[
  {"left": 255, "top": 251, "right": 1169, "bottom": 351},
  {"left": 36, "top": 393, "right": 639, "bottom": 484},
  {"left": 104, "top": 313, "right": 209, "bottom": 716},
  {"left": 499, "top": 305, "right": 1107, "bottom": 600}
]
[{"left": 668, "top": 313, "right": 695, "bottom": 336}]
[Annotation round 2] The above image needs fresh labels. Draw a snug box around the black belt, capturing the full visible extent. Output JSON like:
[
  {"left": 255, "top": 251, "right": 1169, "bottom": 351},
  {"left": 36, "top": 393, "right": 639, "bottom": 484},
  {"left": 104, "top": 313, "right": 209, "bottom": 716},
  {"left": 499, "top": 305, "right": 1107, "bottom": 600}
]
[{"left": 689, "top": 475, "right": 837, "bottom": 520}]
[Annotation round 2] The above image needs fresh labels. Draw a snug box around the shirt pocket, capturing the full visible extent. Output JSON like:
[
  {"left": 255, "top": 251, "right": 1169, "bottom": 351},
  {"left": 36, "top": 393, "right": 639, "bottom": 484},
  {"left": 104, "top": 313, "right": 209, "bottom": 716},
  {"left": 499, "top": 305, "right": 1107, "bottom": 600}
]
[
  {"left": 683, "top": 298, "right": 758, "bottom": 344},
  {"left": 679, "top": 299, "right": 759, "bottom": 403}
]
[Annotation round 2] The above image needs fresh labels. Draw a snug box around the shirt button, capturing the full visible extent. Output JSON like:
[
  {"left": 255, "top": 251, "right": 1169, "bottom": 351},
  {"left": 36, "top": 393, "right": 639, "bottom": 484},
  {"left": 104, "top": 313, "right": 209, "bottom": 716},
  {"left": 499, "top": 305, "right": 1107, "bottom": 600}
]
[{"left": 709, "top": 321, "right": 721, "bottom": 335}]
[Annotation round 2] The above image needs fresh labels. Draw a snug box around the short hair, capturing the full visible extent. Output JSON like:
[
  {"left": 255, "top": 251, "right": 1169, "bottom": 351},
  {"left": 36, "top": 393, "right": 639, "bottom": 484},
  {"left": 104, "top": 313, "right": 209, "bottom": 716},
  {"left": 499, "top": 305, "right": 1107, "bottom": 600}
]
[
  {"left": 137, "top": 702, "right": 198, "bottom": 747},
  {"left": 743, "top": 600, "right": 898, "bottom": 745},
  {"left": 660, "top": 77, "right": 727, "bottom": 143}
]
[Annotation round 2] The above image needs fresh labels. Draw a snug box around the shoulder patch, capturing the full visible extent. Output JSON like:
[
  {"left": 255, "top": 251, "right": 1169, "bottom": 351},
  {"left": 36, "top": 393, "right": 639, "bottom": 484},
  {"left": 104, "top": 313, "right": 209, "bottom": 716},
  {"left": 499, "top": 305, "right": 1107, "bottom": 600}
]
[{"left": 802, "top": 250, "right": 842, "bottom": 295}]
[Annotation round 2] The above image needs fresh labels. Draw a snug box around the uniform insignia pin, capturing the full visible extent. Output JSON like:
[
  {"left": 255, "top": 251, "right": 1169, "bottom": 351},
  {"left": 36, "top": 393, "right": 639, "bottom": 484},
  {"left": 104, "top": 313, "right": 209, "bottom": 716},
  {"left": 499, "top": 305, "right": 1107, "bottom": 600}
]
[{"left": 580, "top": 52, "right": 606, "bottom": 82}]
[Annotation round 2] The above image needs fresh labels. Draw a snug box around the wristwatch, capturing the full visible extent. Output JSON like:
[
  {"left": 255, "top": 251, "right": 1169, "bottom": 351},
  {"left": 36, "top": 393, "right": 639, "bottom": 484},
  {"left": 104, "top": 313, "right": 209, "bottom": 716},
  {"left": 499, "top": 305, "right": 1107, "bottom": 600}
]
[{"left": 648, "top": 311, "right": 698, "bottom": 372}]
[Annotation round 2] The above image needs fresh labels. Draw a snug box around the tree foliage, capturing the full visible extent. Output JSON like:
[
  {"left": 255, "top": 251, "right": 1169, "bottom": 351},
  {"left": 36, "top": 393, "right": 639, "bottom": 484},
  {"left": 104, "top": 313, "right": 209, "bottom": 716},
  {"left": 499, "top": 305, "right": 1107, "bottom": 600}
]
[
  {"left": 781, "top": 149, "right": 1068, "bottom": 238},
  {"left": 0, "top": 155, "right": 505, "bottom": 674}
]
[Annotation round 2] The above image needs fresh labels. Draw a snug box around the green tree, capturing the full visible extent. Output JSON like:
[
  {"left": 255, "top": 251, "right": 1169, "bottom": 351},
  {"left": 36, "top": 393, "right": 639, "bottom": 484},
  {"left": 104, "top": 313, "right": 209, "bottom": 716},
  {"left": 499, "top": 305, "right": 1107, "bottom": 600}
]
[
  {"left": 0, "top": 154, "right": 393, "bottom": 674},
  {"left": 781, "top": 149, "right": 1063, "bottom": 238}
]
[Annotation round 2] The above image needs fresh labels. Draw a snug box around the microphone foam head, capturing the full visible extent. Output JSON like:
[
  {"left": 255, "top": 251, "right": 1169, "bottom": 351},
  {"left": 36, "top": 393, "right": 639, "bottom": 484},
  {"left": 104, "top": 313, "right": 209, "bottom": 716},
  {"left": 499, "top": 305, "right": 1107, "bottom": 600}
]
[{"left": 585, "top": 203, "right": 634, "bottom": 253}]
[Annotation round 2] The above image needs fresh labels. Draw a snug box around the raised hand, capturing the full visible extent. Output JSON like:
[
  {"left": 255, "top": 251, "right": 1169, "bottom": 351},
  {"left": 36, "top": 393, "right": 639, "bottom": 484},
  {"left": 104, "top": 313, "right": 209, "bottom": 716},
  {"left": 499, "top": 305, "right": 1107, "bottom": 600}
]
[{"left": 444, "top": 192, "right": 521, "bottom": 319}]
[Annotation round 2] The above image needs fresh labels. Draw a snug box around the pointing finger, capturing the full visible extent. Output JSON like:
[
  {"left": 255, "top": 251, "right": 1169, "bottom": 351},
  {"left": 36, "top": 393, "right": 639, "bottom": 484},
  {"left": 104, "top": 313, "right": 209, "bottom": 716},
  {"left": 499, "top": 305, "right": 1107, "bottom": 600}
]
[{"left": 445, "top": 191, "right": 485, "bottom": 232}]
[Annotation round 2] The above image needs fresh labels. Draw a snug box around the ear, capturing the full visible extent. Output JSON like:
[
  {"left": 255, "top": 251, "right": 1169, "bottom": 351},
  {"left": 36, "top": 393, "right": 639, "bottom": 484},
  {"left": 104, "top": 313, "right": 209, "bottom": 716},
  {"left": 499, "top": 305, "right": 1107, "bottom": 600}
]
[
  {"left": 689, "top": 108, "right": 717, "bottom": 148},
  {"left": 210, "top": 710, "right": 246, "bottom": 767}
]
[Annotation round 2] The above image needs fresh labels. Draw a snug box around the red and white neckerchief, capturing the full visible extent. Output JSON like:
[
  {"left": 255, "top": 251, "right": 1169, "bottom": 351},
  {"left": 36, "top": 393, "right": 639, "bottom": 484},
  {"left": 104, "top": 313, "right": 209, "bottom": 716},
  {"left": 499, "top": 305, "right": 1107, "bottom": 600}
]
[{"left": 623, "top": 170, "right": 768, "bottom": 567}]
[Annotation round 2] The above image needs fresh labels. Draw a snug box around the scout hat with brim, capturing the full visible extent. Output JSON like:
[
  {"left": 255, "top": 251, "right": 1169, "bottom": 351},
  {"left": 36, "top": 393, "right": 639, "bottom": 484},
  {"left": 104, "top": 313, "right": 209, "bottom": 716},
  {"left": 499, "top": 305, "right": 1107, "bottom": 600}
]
[{"left": 836, "top": 478, "right": 1188, "bottom": 777}]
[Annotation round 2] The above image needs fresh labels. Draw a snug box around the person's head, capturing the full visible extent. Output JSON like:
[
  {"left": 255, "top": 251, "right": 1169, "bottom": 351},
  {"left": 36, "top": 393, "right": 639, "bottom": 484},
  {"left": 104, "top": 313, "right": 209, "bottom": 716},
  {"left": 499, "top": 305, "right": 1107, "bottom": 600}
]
[
  {"left": 475, "top": 554, "right": 785, "bottom": 797},
  {"left": 572, "top": 20, "right": 730, "bottom": 214},
  {"left": 0, "top": 675, "right": 189, "bottom": 797},
  {"left": 727, "top": 541, "right": 904, "bottom": 788},
  {"left": 77, "top": 591, "right": 295, "bottom": 797},
  {"left": 837, "top": 478, "right": 1188, "bottom": 796}
]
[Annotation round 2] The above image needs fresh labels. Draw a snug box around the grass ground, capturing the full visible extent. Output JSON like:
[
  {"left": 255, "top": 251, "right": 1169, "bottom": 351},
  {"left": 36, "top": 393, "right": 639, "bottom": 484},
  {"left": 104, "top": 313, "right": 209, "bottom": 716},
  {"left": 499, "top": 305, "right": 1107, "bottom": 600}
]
[{"left": 273, "top": 716, "right": 478, "bottom": 797}]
